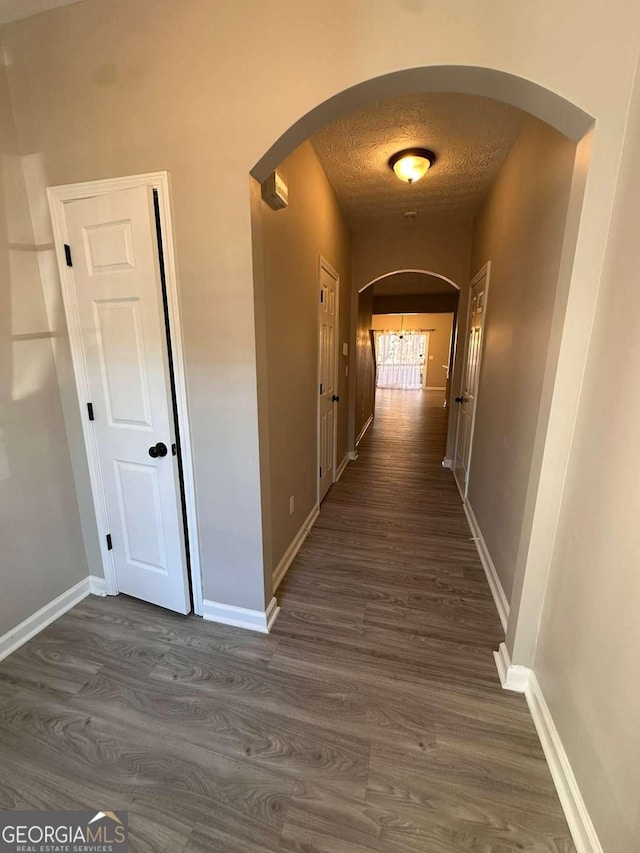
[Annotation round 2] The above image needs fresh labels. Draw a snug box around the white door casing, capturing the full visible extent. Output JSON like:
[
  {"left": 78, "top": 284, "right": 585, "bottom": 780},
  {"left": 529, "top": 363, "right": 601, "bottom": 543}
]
[
  {"left": 48, "top": 173, "right": 202, "bottom": 615},
  {"left": 454, "top": 262, "right": 490, "bottom": 498},
  {"left": 318, "top": 258, "right": 339, "bottom": 503},
  {"left": 421, "top": 332, "right": 431, "bottom": 389}
]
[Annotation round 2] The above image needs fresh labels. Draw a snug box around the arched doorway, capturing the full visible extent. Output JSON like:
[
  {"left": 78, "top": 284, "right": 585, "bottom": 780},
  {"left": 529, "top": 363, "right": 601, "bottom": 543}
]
[
  {"left": 251, "top": 65, "right": 594, "bottom": 677},
  {"left": 355, "top": 269, "right": 460, "bottom": 458},
  {"left": 251, "top": 66, "right": 592, "bottom": 182}
]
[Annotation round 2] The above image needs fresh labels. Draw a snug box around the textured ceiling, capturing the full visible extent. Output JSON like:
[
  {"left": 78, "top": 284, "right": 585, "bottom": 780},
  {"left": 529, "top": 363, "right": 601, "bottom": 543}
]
[
  {"left": 373, "top": 272, "right": 455, "bottom": 297},
  {"left": 0, "top": 0, "right": 84, "bottom": 25},
  {"left": 312, "top": 92, "right": 524, "bottom": 231}
]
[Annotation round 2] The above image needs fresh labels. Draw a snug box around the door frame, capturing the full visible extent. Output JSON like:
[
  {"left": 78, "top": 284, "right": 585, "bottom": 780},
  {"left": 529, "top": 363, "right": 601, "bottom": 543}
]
[
  {"left": 317, "top": 256, "right": 340, "bottom": 505},
  {"left": 420, "top": 331, "right": 431, "bottom": 389},
  {"left": 47, "top": 171, "right": 203, "bottom": 615},
  {"left": 454, "top": 261, "right": 491, "bottom": 499}
]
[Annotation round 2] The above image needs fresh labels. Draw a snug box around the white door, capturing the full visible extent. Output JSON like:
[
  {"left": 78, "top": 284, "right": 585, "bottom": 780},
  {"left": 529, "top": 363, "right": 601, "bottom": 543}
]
[
  {"left": 64, "top": 186, "right": 190, "bottom": 613},
  {"left": 318, "top": 261, "right": 339, "bottom": 503},
  {"left": 454, "top": 264, "right": 490, "bottom": 497}
]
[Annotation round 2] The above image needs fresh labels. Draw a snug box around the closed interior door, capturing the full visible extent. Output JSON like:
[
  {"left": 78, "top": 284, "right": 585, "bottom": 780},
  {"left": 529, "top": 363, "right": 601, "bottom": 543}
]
[
  {"left": 64, "top": 186, "right": 190, "bottom": 613},
  {"left": 318, "top": 263, "right": 338, "bottom": 502},
  {"left": 454, "top": 267, "right": 489, "bottom": 497}
]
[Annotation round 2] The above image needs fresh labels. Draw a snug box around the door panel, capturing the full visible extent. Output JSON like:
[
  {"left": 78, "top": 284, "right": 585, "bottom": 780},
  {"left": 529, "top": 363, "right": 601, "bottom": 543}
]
[
  {"left": 65, "top": 186, "right": 190, "bottom": 613},
  {"left": 454, "top": 268, "right": 489, "bottom": 497},
  {"left": 83, "top": 219, "right": 135, "bottom": 273},
  {"left": 93, "top": 298, "right": 153, "bottom": 428},
  {"left": 318, "top": 263, "right": 338, "bottom": 503},
  {"left": 113, "top": 460, "right": 168, "bottom": 573}
]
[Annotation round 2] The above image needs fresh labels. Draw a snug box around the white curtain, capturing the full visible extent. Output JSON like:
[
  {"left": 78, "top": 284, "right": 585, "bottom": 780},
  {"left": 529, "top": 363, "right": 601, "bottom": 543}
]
[{"left": 375, "top": 332, "right": 427, "bottom": 390}]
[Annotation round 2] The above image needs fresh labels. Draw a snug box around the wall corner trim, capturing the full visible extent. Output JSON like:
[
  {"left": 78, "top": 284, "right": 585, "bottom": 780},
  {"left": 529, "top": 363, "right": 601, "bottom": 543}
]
[
  {"left": 493, "top": 642, "right": 531, "bottom": 692},
  {"left": 0, "top": 576, "right": 92, "bottom": 662},
  {"left": 273, "top": 504, "right": 320, "bottom": 592},
  {"left": 494, "top": 643, "right": 604, "bottom": 853},
  {"left": 89, "top": 575, "right": 108, "bottom": 597},
  {"left": 355, "top": 414, "right": 374, "bottom": 447},
  {"left": 463, "top": 499, "right": 510, "bottom": 631},
  {"left": 202, "top": 596, "right": 280, "bottom": 634},
  {"left": 335, "top": 453, "right": 350, "bottom": 482}
]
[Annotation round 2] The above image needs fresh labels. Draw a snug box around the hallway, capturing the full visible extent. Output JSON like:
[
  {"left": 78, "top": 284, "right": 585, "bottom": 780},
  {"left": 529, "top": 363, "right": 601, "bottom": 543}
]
[
  {"left": 0, "top": 391, "right": 574, "bottom": 852},
  {"left": 276, "top": 388, "right": 574, "bottom": 850}
]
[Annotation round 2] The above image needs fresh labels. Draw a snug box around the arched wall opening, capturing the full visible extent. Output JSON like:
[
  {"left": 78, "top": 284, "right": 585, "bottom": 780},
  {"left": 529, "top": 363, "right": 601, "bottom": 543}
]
[
  {"left": 250, "top": 64, "right": 594, "bottom": 674},
  {"left": 357, "top": 269, "right": 461, "bottom": 458},
  {"left": 359, "top": 268, "right": 461, "bottom": 292},
  {"left": 251, "top": 66, "right": 593, "bottom": 182}
]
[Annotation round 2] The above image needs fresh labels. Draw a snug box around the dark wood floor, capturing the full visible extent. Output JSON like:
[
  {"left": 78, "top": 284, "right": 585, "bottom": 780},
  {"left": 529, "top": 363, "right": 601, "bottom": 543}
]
[{"left": 0, "top": 389, "right": 574, "bottom": 852}]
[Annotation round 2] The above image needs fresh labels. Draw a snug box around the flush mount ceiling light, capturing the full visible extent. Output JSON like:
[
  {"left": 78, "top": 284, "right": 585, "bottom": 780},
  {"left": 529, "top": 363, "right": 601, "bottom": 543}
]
[{"left": 389, "top": 148, "right": 436, "bottom": 184}]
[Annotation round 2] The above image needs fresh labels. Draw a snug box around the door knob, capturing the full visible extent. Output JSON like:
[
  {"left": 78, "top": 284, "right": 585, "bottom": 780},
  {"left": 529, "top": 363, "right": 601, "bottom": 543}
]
[
  {"left": 332, "top": 395, "right": 340, "bottom": 402},
  {"left": 148, "top": 442, "right": 168, "bottom": 458},
  {"left": 455, "top": 396, "right": 464, "bottom": 403}
]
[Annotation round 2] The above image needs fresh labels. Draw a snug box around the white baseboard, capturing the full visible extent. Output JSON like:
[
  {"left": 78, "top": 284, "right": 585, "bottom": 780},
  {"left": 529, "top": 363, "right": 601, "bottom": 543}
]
[
  {"left": 462, "top": 499, "right": 510, "bottom": 632},
  {"left": 355, "top": 413, "right": 373, "bottom": 447},
  {"left": 494, "top": 644, "right": 603, "bottom": 853},
  {"left": 348, "top": 451, "right": 358, "bottom": 461},
  {"left": 441, "top": 457, "right": 453, "bottom": 469},
  {"left": 0, "top": 576, "right": 91, "bottom": 662},
  {"left": 202, "top": 595, "right": 280, "bottom": 633},
  {"left": 453, "top": 467, "right": 465, "bottom": 501},
  {"left": 273, "top": 504, "right": 320, "bottom": 592},
  {"left": 335, "top": 453, "right": 349, "bottom": 482}
]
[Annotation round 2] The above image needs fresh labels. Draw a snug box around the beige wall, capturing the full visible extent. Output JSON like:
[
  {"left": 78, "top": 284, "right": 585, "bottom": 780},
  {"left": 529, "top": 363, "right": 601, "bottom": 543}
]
[
  {"left": 372, "top": 313, "right": 453, "bottom": 389},
  {"left": 0, "top": 58, "right": 88, "bottom": 635},
  {"left": 352, "top": 220, "right": 472, "bottom": 292},
  {"left": 252, "top": 141, "right": 351, "bottom": 572},
  {"left": 1, "top": 0, "right": 639, "bottom": 625},
  {"left": 467, "top": 117, "right": 576, "bottom": 602},
  {"left": 373, "top": 292, "right": 458, "bottom": 315},
  {"left": 355, "top": 287, "right": 375, "bottom": 441},
  {"left": 533, "top": 70, "right": 640, "bottom": 852}
]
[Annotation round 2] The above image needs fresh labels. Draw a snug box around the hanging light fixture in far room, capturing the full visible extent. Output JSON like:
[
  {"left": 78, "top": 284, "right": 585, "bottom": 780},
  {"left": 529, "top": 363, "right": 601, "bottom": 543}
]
[{"left": 389, "top": 148, "right": 436, "bottom": 184}]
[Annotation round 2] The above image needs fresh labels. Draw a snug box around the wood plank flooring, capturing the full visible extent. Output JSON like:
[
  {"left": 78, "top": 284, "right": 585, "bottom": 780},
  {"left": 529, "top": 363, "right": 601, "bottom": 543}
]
[{"left": 0, "top": 389, "right": 575, "bottom": 852}]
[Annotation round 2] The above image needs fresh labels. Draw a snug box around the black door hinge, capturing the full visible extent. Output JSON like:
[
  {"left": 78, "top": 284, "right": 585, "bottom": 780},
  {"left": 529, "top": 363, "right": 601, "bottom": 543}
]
[
  {"left": 319, "top": 383, "right": 323, "bottom": 395},
  {"left": 320, "top": 290, "right": 324, "bottom": 303},
  {"left": 106, "top": 533, "right": 112, "bottom": 551},
  {"left": 319, "top": 467, "right": 323, "bottom": 477},
  {"left": 87, "top": 402, "right": 94, "bottom": 421},
  {"left": 172, "top": 443, "right": 177, "bottom": 456},
  {"left": 64, "top": 244, "right": 73, "bottom": 267}
]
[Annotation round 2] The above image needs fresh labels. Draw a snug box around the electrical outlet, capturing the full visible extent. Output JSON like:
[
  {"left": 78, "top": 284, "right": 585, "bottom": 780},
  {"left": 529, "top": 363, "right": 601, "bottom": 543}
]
[{"left": 289, "top": 495, "right": 295, "bottom": 515}]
